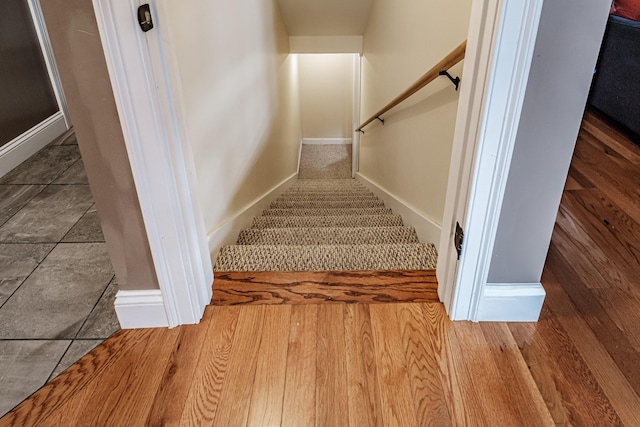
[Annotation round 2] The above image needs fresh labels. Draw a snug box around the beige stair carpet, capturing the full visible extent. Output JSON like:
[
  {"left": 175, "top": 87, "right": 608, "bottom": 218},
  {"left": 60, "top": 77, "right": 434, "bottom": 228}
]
[{"left": 215, "top": 175, "right": 438, "bottom": 271}]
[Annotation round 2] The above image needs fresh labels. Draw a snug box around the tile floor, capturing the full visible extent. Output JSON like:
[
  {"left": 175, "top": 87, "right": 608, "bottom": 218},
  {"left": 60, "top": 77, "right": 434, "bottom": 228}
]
[{"left": 0, "top": 130, "right": 120, "bottom": 417}]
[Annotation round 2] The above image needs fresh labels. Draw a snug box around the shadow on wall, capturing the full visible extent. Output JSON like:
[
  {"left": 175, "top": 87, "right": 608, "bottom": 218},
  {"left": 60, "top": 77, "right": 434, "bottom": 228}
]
[{"left": 159, "top": 0, "right": 302, "bottom": 238}]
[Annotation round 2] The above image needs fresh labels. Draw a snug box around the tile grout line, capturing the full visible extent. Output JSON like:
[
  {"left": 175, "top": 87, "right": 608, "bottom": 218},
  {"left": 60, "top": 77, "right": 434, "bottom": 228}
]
[
  {"left": 0, "top": 184, "right": 48, "bottom": 229},
  {"left": 72, "top": 274, "right": 117, "bottom": 341}
]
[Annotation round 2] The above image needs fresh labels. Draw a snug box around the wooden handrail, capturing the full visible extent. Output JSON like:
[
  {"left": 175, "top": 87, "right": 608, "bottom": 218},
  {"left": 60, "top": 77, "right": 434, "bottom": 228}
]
[{"left": 356, "top": 40, "right": 467, "bottom": 132}]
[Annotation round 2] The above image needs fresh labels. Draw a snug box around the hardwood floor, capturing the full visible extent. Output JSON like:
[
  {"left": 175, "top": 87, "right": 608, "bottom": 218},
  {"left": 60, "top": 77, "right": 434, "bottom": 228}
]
[{"left": 2, "top": 109, "right": 640, "bottom": 426}]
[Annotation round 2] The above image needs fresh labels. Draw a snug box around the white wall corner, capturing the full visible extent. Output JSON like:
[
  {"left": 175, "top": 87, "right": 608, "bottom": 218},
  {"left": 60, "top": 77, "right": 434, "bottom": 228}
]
[
  {"left": 208, "top": 173, "right": 298, "bottom": 263},
  {"left": 302, "top": 138, "right": 353, "bottom": 145},
  {"left": 476, "top": 283, "right": 546, "bottom": 322},
  {"left": 114, "top": 290, "right": 169, "bottom": 329},
  {"left": 355, "top": 173, "right": 442, "bottom": 246}
]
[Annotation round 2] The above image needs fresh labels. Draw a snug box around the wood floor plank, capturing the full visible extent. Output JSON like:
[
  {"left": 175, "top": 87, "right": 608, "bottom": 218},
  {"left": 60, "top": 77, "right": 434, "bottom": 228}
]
[
  {"left": 479, "top": 323, "right": 554, "bottom": 426},
  {"left": 557, "top": 190, "right": 640, "bottom": 286},
  {"left": 246, "top": 305, "right": 292, "bottom": 427},
  {"left": 591, "top": 288, "right": 640, "bottom": 353},
  {"left": 0, "top": 330, "right": 149, "bottom": 427},
  {"left": 450, "top": 322, "right": 522, "bottom": 426},
  {"left": 542, "top": 270, "right": 640, "bottom": 426},
  {"left": 178, "top": 306, "right": 240, "bottom": 425},
  {"left": 509, "top": 307, "right": 623, "bottom": 426},
  {"left": 369, "top": 304, "right": 418, "bottom": 427},
  {"left": 551, "top": 213, "right": 619, "bottom": 290},
  {"left": 281, "top": 305, "right": 318, "bottom": 427},
  {"left": 316, "top": 304, "right": 349, "bottom": 427},
  {"left": 212, "top": 306, "right": 265, "bottom": 427},
  {"left": 145, "top": 307, "right": 214, "bottom": 426},
  {"left": 546, "top": 245, "right": 640, "bottom": 397},
  {"left": 421, "top": 303, "right": 483, "bottom": 426},
  {"left": 211, "top": 270, "right": 438, "bottom": 305},
  {"left": 581, "top": 111, "right": 640, "bottom": 165},
  {"left": 396, "top": 303, "right": 451, "bottom": 426},
  {"left": 344, "top": 304, "right": 383, "bottom": 427},
  {"left": 571, "top": 139, "right": 640, "bottom": 225},
  {"left": 71, "top": 327, "right": 181, "bottom": 426}
]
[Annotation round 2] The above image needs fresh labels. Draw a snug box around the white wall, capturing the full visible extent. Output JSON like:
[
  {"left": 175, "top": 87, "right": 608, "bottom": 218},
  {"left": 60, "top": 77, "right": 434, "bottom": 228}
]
[
  {"left": 298, "top": 54, "right": 354, "bottom": 140},
  {"left": 357, "top": 0, "right": 472, "bottom": 232},
  {"left": 157, "top": 0, "right": 301, "bottom": 240},
  {"left": 487, "top": 0, "right": 611, "bottom": 283}
]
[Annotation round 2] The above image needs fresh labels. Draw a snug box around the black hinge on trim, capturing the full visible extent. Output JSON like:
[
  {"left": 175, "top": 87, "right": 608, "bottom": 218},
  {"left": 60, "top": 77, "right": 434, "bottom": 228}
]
[
  {"left": 138, "top": 4, "right": 153, "bottom": 32},
  {"left": 454, "top": 222, "right": 464, "bottom": 260}
]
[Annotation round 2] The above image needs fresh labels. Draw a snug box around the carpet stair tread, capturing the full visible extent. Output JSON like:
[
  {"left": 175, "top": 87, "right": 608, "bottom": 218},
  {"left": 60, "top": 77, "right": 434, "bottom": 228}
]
[
  {"left": 252, "top": 214, "right": 403, "bottom": 229},
  {"left": 237, "top": 226, "right": 420, "bottom": 245},
  {"left": 276, "top": 194, "right": 379, "bottom": 201},
  {"left": 270, "top": 200, "right": 385, "bottom": 209},
  {"left": 262, "top": 207, "right": 393, "bottom": 217},
  {"left": 214, "top": 243, "right": 438, "bottom": 272}
]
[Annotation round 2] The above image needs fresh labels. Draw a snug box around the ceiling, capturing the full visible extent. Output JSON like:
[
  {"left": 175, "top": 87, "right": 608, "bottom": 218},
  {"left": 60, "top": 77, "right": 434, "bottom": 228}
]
[{"left": 276, "top": 0, "right": 374, "bottom": 36}]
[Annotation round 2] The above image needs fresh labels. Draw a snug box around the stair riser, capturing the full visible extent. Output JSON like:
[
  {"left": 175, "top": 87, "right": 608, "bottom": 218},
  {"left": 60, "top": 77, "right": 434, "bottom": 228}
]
[
  {"left": 252, "top": 215, "right": 404, "bottom": 229},
  {"left": 262, "top": 208, "right": 393, "bottom": 217},
  {"left": 214, "top": 244, "right": 438, "bottom": 272},
  {"left": 271, "top": 201, "right": 385, "bottom": 209},
  {"left": 237, "top": 227, "right": 420, "bottom": 245}
]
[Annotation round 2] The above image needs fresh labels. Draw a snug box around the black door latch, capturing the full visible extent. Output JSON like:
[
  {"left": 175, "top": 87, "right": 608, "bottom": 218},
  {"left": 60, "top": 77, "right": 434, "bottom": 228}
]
[{"left": 138, "top": 4, "right": 153, "bottom": 32}]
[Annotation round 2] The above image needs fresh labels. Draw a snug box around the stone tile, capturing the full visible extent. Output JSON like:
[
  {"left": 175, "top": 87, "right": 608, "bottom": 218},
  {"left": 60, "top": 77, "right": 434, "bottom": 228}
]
[
  {"left": 0, "top": 244, "right": 55, "bottom": 307},
  {"left": 77, "top": 278, "right": 120, "bottom": 339},
  {"left": 49, "top": 339, "right": 103, "bottom": 380},
  {"left": 0, "top": 185, "right": 93, "bottom": 243},
  {"left": 0, "top": 243, "right": 114, "bottom": 339},
  {"left": 0, "top": 185, "right": 46, "bottom": 227},
  {"left": 0, "top": 340, "right": 70, "bottom": 417},
  {"left": 0, "top": 145, "right": 81, "bottom": 185},
  {"left": 61, "top": 205, "right": 104, "bottom": 243},
  {"left": 52, "top": 159, "right": 88, "bottom": 185}
]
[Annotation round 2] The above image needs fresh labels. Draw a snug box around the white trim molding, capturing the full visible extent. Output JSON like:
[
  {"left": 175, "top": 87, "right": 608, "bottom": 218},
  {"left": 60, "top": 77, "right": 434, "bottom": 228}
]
[
  {"left": 356, "top": 173, "right": 442, "bottom": 246},
  {"left": 114, "top": 290, "right": 169, "bottom": 329},
  {"left": 476, "top": 283, "right": 546, "bottom": 322},
  {"left": 302, "top": 138, "right": 353, "bottom": 145},
  {"left": 93, "top": 0, "right": 213, "bottom": 328},
  {"left": 0, "top": 113, "right": 67, "bottom": 178},
  {"left": 448, "top": 0, "right": 545, "bottom": 321},
  {"left": 26, "top": 0, "right": 71, "bottom": 127},
  {"left": 208, "top": 173, "right": 298, "bottom": 262}
]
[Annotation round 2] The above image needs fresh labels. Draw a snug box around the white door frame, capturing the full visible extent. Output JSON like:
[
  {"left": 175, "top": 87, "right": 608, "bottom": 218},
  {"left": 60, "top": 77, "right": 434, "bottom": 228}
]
[
  {"left": 91, "top": 0, "right": 546, "bottom": 327},
  {"left": 92, "top": 0, "right": 213, "bottom": 328},
  {"left": 437, "top": 0, "right": 545, "bottom": 321}
]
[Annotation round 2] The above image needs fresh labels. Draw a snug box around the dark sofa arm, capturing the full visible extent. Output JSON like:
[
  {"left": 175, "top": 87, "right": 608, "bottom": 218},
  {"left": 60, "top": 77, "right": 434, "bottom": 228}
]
[{"left": 589, "top": 15, "right": 640, "bottom": 139}]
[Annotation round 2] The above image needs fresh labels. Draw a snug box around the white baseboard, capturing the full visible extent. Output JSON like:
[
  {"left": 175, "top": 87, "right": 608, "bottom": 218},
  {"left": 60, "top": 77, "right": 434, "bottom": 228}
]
[
  {"left": 476, "top": 283, "right": 546, "bottom": 322},
  {"left": 207, "top": 173, "right": 298, "bottom": 263},
  {"left": 0, "top": 112, "right": 68, "bottom": 178},
  {"left": 355, "top": 173, "right": 442, "bottom": 246},
  {"left": 302, "top": 138, "right": 352, "bottom": 145},
  {"left": 114, "top": 289, "right": 169, "bottom": 329}
]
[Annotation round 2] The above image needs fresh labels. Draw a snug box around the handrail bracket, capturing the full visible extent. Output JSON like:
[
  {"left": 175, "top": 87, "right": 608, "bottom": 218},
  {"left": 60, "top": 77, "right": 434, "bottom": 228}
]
[
  {"left": 376, "top": 116, "right": 385, "bottom": 125},
  {"left": 439, "top": 70, "right": 461, "bottom": 91}
]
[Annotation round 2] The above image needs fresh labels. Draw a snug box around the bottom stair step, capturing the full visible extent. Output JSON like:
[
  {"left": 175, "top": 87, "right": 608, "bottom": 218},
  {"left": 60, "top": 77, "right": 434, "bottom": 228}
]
[
  {"left": 211, "top": 270, "right": 439, "bottom": 305},
  {"left": 214, "top": 243, "right": 438, "bottom": 271},
  {"left": 237, "top": 226, "right": 420, "bottom": 245}
]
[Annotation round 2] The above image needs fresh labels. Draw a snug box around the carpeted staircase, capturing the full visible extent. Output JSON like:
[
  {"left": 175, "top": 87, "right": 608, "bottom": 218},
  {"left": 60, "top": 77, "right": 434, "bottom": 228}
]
[{"left": 214, "top": 179, "right": 438, "bottom": 272}]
